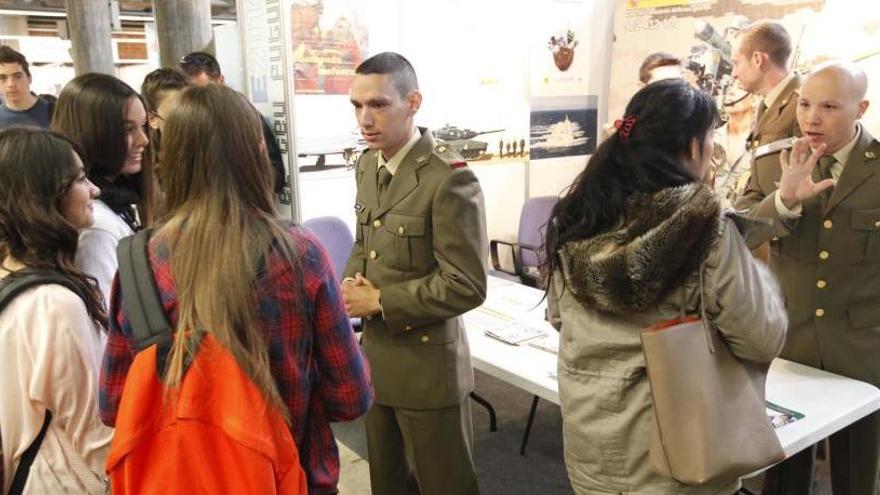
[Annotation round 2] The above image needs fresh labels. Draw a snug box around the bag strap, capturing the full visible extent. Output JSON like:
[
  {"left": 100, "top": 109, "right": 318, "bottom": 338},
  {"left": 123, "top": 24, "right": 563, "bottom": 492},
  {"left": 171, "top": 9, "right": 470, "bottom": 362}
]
[
  {"left": 8, "top": 411, "right": 51, "bottom": 495},
  {"left": 0, "top": 271, "right": 83, "bottom": 495},
  {"left": 0, "top": 271, "right": 84, "bottom": 313},
  {"left": 116, "top": 229, "right": 172, "bottom": 353},
  {"left": 116, "top": 229, "right": 198, "bottom": 379},
  {"left": 697, "top": 263, "right": 716, "bottom": 354},
  {"left": 676, "top": 263, "right": 716, "bottom": 354}
]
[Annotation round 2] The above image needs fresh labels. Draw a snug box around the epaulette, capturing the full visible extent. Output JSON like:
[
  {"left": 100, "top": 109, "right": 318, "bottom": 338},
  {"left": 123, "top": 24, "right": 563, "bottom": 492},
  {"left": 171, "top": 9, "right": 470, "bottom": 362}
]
[
  {"left": 753, "top": 137, "right": 794, "bottom": 159},
  {"left": 432, "top": 143, "right": 468, "bottom": 169}
]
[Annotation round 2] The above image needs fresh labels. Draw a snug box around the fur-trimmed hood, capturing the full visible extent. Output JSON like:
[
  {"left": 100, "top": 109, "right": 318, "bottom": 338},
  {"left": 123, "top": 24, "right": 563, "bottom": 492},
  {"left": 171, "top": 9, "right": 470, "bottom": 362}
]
[{"left": 559, "top": 183, "right": 721, "bottom": 315}]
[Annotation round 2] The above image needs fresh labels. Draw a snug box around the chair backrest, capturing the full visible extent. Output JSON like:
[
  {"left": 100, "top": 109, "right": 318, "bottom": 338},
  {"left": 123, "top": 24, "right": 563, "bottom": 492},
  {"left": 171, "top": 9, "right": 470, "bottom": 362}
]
[
  {"left": 517, "top": 196, "right": 558, "bottom": 268},
  {"left": 303, "top": 216, "right": 355, "bottom": 283}
]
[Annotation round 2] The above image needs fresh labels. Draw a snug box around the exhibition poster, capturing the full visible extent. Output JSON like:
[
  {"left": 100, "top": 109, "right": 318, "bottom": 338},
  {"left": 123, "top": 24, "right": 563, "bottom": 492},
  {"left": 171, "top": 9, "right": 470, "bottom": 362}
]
[
  {"left": 290, "top": 0, "right": 368, "bottom": 95},
  {"left": 609, "top": 0, "right": 880, "bottom": 201},
  {"left": 530, "top": 95, "right": 599, "bottom": 160}
]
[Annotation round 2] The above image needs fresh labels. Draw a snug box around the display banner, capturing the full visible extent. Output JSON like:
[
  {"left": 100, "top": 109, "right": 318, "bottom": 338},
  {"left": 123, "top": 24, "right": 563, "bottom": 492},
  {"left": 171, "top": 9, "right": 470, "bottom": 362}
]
[{"left": 238, "top": 0, "right": 301, "bottom": 220}]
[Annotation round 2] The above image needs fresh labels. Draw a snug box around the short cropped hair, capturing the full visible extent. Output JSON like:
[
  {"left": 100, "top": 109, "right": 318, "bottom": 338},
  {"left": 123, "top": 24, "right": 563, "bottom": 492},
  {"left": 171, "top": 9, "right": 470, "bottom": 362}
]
[
  {"left": 141, "top": 68, "right": 188, "bottom": 111},
  {"left": 638, "top": 52, "right": 681, "bottom": 84},
  {"left": 179, "top": 51, "right": 222, "bottom": 81},
  {"left": 0, "top": 46, "right": 30, "bottom": 78},
  {"left": 737, "top": 21, "right": 792, "bottom": 69},
  {"left": 355, "top": 52, "right": 418, "bottom": 98}
]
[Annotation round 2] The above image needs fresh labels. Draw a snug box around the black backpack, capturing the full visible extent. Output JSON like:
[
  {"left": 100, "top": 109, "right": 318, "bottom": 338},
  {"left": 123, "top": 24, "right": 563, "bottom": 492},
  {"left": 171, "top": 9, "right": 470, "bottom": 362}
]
[{"left": 0, "top": 271, "right": 84, "bottom": 495}]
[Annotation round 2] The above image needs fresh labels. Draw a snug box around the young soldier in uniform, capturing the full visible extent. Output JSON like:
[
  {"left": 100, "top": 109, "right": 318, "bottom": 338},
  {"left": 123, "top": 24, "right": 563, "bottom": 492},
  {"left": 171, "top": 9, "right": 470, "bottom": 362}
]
[
  {"left": 733, "top": 21, "right": 801, "bottom": 260},
  {"left": 738, "top": 60, "right": 880, "bottom": 495},
  {"left": 343, "top": 52, "right": 487, "bottom": 495}
]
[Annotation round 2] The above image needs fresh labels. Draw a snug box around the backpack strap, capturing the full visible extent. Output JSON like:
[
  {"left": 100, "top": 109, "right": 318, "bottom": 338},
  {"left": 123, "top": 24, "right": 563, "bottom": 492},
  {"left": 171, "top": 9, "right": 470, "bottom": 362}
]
[
  {"left": 0, "top": 271, "right": 84, "bottom": 313},
  {"left": 8, "top": 411, "right": 51, "bottom": 495},
  {"left": 0, "top": 271, "right": 84, "bottom": 495},
  {"left": 116, "top": 229, "right": 172, "bottom": 352}
]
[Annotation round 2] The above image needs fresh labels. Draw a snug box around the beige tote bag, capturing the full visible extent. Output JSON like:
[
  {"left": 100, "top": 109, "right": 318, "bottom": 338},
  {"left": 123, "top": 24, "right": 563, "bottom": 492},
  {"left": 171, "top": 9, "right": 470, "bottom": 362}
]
[{"left": 641, "top": 268, "right": 785, "bottom": 485}]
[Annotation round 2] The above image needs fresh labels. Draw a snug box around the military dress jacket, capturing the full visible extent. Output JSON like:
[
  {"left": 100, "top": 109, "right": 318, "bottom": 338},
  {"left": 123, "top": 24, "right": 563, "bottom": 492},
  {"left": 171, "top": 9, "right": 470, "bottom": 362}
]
[
  {"left": 737, "top": 127, "right": 880, "bottom": 386},
  {"left": 738, "top": 74, "right": 802, "bottom": 200},
  {"left": 344, "top": 127, "right": 488, "bottom": 410}
]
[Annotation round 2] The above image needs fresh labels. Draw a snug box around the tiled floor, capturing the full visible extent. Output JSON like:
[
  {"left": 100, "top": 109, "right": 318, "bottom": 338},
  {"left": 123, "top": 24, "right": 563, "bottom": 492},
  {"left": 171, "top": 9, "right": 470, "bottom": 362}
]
[
  {"left": 340, "top": 450, "right": 834, "bottom": 495},
  {"left": 333, "top": 369, "right": 835, "bottom": 495},
  {"left": 336, "top": 439, "right": 371, "bottom": 495}
]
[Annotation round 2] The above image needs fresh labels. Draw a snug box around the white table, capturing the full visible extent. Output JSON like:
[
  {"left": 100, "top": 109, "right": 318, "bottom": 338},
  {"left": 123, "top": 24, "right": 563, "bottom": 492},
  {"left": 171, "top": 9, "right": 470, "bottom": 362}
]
[{"left": 465, "top": 276, "right": 880, "bottom": 457}]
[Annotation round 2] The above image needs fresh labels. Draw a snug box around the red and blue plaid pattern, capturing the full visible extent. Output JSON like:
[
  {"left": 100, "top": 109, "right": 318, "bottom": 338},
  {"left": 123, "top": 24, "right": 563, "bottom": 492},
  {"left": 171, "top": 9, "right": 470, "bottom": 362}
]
[{"left": 99, "top": 225, "right": 373, "bottom": 494}]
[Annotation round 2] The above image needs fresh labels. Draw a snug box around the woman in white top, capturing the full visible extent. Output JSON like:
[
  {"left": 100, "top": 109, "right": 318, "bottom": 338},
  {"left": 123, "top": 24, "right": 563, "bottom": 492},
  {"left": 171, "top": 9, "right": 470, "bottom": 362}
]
[
  {"left": 0, "top": 127, "right": 113, "bottom": 494},
  {"left": 51, "top": 73, "right": 154, "bottom": 307}
]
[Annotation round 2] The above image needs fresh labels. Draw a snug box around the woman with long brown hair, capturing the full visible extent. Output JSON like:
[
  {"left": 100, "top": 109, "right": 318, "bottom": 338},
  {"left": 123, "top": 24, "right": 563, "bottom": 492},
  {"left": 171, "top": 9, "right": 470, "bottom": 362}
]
[
  {"left": 0, "top": 127, "right": 112, "bottom": 493},
  {"left": 51, "top": 73, "right": 154, "bottom": 307},
  {"left": 99, "top": 84, "right": 373, "bottom": 494}
]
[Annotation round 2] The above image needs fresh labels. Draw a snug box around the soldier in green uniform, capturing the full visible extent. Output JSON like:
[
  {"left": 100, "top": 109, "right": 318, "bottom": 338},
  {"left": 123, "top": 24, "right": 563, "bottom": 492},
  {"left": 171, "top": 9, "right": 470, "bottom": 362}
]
[
  {"left": 738, "top": 60, "right": 880, "bottom": 495},
  {"left": 342, "top": 52, "right": 487, "bottom": 495},
  {"left": 733, "top": 21, "right": 801, "bottom": 261}
]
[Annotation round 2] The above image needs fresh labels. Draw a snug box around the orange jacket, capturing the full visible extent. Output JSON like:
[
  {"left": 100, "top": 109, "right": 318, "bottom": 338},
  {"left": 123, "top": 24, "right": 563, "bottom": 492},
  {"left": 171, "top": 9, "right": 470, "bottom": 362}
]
[{"left": 106, "top": 334, "right": 307, "bottom": 494}]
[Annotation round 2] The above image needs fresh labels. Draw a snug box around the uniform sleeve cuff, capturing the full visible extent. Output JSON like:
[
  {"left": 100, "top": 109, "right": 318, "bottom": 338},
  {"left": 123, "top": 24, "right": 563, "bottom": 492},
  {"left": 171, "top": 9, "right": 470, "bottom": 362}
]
[{"left": 774, "top": 191, "right": 803, "bottom": 218}]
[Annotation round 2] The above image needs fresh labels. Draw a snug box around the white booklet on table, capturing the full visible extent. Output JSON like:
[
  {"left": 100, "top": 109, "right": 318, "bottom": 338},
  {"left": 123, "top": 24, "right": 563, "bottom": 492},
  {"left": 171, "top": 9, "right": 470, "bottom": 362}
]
[{"left": 485, "top": 321, "right": 547, "bottom": 345}]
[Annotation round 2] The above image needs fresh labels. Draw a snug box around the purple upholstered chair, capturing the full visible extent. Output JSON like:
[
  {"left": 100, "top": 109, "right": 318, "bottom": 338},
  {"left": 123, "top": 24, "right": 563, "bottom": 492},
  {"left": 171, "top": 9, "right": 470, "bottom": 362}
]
[
  {"left": 303, "top": 216, "right": 354, "bottom": 284},
  {"left": 303, "top": 216, "right": 363, "bottom": 334},
  {"left": 490, "top": 195, "right": 558, "bottom": 288},
  {"left": 489, "top": 196, "right": 559, "bottom": 453}
]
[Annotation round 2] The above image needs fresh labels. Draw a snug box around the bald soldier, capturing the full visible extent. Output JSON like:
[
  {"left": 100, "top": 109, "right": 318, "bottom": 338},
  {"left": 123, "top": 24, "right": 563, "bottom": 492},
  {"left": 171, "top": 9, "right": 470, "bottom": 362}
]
[{"left": 737, "top": 60, "right": 880, "bottom": 494}]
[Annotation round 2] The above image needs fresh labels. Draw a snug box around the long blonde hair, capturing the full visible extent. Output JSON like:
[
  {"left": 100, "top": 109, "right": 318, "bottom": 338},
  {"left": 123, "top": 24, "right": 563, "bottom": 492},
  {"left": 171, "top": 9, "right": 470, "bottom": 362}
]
[{"left": 157, "top": 84, "right": 297, "bottom": 420}]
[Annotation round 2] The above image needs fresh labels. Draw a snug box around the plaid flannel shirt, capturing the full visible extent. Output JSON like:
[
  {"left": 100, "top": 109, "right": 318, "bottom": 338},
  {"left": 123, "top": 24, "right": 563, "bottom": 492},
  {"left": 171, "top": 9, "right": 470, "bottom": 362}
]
[{"left": 99, "top": 225, "right": 373, "bottom": 494}]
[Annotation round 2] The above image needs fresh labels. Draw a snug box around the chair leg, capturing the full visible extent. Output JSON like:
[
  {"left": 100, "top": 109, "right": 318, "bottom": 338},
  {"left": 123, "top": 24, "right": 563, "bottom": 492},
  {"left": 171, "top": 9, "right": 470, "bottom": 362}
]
[
  {"left": 469, "top": 391, "right": 497, "bottom": 432},
  {"left": 520, "top": 395, "right": 540, "bottom": 456}
]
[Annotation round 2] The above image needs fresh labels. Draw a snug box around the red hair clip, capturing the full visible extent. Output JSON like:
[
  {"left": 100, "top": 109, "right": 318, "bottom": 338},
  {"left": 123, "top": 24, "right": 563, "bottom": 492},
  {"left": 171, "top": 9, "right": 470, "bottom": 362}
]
[{"left": 613, "top": 114, "right": 638, "bottom": 142}]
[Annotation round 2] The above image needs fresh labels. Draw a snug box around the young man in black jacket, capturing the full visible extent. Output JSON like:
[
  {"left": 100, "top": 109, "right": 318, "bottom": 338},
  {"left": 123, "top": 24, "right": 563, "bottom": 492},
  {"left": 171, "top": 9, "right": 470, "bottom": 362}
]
[{"left": 180, "top": 51, "right": 286, "bottom": 194}]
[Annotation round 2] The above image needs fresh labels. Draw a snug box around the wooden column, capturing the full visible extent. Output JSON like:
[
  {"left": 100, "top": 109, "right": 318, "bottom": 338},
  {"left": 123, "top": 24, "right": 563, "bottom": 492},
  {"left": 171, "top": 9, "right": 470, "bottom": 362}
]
[
  {"left": 152, "top": 0, "right": 214, "bottom": 69},
  {"left": 65, "top": 0, "right": 115, "bottom": 75}
]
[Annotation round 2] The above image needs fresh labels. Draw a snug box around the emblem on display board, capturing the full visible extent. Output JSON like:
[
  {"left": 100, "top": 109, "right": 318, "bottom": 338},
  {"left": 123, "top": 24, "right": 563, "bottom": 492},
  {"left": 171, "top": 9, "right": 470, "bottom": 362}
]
[{"left": 548, "top": 29, "right": 578, "bottom": 71}]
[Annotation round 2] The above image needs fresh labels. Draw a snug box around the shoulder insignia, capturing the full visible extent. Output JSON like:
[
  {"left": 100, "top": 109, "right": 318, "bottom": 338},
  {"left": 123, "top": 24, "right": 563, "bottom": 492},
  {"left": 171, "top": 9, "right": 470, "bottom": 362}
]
[
  {"left": 754, "top": 137, "right": 794, "bottom": 159},
  {"left": 450, "top": 161, "right": 468, "bottom": 170},
  {"left": 432, "top": 143, "right": 466, "bottom": 165}
]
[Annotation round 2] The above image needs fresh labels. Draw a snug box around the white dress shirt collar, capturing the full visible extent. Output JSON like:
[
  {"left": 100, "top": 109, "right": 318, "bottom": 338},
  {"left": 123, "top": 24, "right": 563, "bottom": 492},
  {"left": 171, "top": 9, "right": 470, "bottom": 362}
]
[{"left": 377, "top": 128, "right": 421, "bottom": 175}]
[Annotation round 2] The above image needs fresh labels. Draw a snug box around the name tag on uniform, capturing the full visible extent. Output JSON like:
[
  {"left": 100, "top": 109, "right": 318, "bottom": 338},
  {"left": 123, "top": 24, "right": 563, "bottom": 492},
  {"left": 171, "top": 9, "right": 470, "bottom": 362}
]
[{"left": 354, "top": 202, "right": 365, "bottom": 213}]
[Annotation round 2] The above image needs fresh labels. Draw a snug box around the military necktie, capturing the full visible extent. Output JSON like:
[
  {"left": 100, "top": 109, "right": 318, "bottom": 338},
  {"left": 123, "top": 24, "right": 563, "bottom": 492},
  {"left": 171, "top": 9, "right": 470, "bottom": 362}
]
[
  {"left": 817, "top": 155, "right": 836, "bottom": 181},
  {"left": 377, "top": 165, "right": 393, "bottom": 205},
  {"left": 817, "top": 155, "right": 836, "bottom": 202},
  {"left": 747, "top": 101, "right": 768, "bottom": 150}
]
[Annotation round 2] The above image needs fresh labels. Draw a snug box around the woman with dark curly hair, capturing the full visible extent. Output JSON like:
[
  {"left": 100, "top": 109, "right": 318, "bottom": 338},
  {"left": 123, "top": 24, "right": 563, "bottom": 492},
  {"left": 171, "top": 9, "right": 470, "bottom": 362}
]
[{"left": 0, "top": 127, "right": 112, "bottom": 494}]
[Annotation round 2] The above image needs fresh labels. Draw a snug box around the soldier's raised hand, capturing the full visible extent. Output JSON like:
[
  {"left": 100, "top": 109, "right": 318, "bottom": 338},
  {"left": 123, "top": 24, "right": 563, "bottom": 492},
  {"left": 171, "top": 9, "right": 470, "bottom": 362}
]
[{"left": 777, "top": 138, "right": 835, "bottom": 210}]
